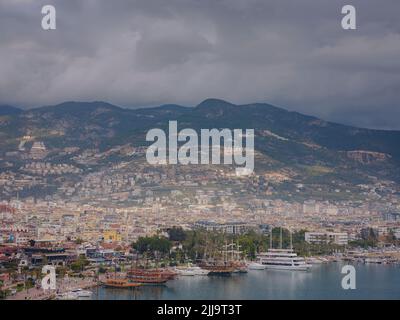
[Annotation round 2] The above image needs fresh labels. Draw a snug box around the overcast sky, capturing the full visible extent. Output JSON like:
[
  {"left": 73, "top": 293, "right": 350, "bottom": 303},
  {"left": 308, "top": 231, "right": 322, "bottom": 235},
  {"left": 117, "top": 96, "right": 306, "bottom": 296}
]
[{"left": 1, "top": 0, "right": 400, "bottom": 129}]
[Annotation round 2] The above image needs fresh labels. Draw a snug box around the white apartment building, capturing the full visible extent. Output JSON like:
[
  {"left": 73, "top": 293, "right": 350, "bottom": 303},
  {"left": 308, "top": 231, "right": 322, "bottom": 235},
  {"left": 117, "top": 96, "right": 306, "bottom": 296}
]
[{"left": 305, "top": 232, "right": 348, "bottom": 245}]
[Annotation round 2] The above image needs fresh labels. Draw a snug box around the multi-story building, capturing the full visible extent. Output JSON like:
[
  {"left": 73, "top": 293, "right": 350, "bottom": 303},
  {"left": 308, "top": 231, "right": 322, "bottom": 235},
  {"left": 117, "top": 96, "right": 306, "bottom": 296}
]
[
  {"left": 193, "top": 220, "right": 253, "bottom": 235},
  {"left": 305, "top": 232, "right": 348, "bottom": 245}
]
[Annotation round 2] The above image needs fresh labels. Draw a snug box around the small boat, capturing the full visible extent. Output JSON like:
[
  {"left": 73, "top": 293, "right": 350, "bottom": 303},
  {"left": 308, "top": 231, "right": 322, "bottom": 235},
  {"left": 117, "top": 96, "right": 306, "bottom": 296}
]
[
  {"left": 190, "top": 266, "right": 210, "bottom": 276},
  {"left": 364, "top": 258, "right": 384, "bottom": 264},
  {"left": 102, "top": 279, "right": 142, "bottom": 288},
  {"left": 56, "top": 292, "right": 79, "bottom": 300},
  {"left": 306, "top": 257, "right": 325, "bottom": 264},
  {"left": 175, "top": 265, "right": 209, "bottom": 276},
  {"left": 248, "top": 262, "right": 266, "bottom": 270},
  {"left": 232, "top": 261, "right": 248, "bottom": 273},
  {"left": 318, "top": 257, "right": 329, "bottom": 263},
  {"left": 71, "top": 288, "right": 93, "bottom": 298},
  {"left": 175, "top": 268, "right": 196, "bottom": 276}
]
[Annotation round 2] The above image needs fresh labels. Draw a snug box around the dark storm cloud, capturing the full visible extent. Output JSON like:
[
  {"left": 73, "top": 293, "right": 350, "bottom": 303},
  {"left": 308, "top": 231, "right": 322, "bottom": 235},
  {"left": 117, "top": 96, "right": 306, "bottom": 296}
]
[{"left": 0, "top": 0, "right": 400, "bottom": 129}]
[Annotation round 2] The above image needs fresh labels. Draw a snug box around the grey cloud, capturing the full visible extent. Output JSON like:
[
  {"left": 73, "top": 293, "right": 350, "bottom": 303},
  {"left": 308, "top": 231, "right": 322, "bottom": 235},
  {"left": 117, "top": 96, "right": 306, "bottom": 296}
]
[{"left": 0, "top": 0, "right": 399, "bottom": 129}]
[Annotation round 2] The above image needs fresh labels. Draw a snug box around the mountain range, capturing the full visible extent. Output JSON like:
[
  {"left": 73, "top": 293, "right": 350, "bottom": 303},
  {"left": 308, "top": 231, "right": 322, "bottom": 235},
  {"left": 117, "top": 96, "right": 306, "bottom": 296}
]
[{"left": 1, "top": 99, "right": 399, "bottom": 189}]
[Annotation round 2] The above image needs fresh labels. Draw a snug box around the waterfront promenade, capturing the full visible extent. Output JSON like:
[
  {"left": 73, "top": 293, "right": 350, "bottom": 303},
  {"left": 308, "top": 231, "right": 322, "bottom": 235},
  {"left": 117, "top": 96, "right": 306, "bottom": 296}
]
[{"left": 7, "top": 277, "right": 98, "bottom": 300}]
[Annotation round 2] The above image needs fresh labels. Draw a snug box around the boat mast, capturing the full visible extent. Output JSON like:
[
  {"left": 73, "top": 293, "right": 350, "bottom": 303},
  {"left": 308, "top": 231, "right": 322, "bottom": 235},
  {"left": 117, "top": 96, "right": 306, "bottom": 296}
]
[
  {"left": 269, "top": 228, "right": 273, "bottom": 249},
  {"left": 280, "top": 227, "right": 283, "bottom": 249},
  {"left": 236, "top": 241, "right": 241, "bottom": 261},
  {"left": 224, "top": 240, "right": 228, "bottom": 263},
  {"left": 290, "top": 229, "right": 293, "bottom": 250},
  {"left": 130, "top": 253, "right": 133, "bottom": 274},
  {"left": 204, "top": 233, "right": 208, "bottom": 261}
]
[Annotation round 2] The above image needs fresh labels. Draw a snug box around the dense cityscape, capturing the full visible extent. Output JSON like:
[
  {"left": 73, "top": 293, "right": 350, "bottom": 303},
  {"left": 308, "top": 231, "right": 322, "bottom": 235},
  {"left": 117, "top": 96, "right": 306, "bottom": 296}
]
[{"left": 1, "top": 134, "right": 400, "bottom": 299}]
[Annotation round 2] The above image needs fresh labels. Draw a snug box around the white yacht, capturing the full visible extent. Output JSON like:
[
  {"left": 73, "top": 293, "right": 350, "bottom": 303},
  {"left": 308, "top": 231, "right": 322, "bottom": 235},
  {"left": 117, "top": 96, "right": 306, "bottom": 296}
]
[
  {"left": 256, "top": 227, "right": 312, "bottom": 271},
  {"left": 190, "top": 266, "right": 210, "bottom": 276},
  {"left": 57, "top": 288, "right": 92, "bottom": 300},
  {"left": 256, "top": 249, "right": 312, "bottom": 271},
  {"left": 305, "top": 257, "right": 325, "bottom": 264},
  {"left": 175, "top": 268, "right": 196, "bottom": 276},
  {"left": 175, "top": 265, "right": 210, "bottom": 276}
]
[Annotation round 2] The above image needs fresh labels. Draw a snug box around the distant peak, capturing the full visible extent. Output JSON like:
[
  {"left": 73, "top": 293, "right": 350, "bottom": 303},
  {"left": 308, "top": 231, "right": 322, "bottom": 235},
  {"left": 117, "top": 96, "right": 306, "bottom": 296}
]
[
  {"left": 195, "top": 98, "right": 236, "bottom": 109},
  {"left": 55, "top": 101, "right": 119, "bottom": 108},
  {"left": 156, "top": 104, "right": 189, "bottom": 110}
]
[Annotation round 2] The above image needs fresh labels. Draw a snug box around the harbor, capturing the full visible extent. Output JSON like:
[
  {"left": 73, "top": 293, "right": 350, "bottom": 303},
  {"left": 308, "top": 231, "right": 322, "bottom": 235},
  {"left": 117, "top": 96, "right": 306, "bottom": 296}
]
[
  {"left": 92, "top": 263, "right": 400, "bottom": 300},
  {"left": 2, "top": 226, "right": 400, "bottom": 300},
  {"left": 4, "top": 253, "right": 400, "bottom": 300}
]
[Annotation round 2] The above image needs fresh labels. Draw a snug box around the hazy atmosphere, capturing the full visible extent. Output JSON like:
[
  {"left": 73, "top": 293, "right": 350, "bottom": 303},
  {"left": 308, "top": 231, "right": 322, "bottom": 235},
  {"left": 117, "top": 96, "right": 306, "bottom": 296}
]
[
  {"left": 1, "top": 0, "right": 400, "bottom": 129},
  {"left": 1, "top": 1, "right": 400, "bottom": 304}
]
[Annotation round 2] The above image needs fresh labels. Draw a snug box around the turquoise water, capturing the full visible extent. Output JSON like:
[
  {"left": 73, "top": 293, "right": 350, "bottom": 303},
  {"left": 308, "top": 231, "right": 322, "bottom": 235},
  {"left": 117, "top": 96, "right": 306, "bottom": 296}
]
[{"left": 93, "top": 263, "right": 400, "bottom": 300}]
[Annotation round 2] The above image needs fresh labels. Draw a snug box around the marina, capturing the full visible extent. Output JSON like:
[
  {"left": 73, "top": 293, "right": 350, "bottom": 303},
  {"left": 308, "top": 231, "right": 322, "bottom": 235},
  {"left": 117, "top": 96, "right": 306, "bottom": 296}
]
[
  {"left": 92, "top": 263, "right": 400, "bottom": 300},
  {"left": 4, "top": 257, "right": 400, "bottom": 300}
]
